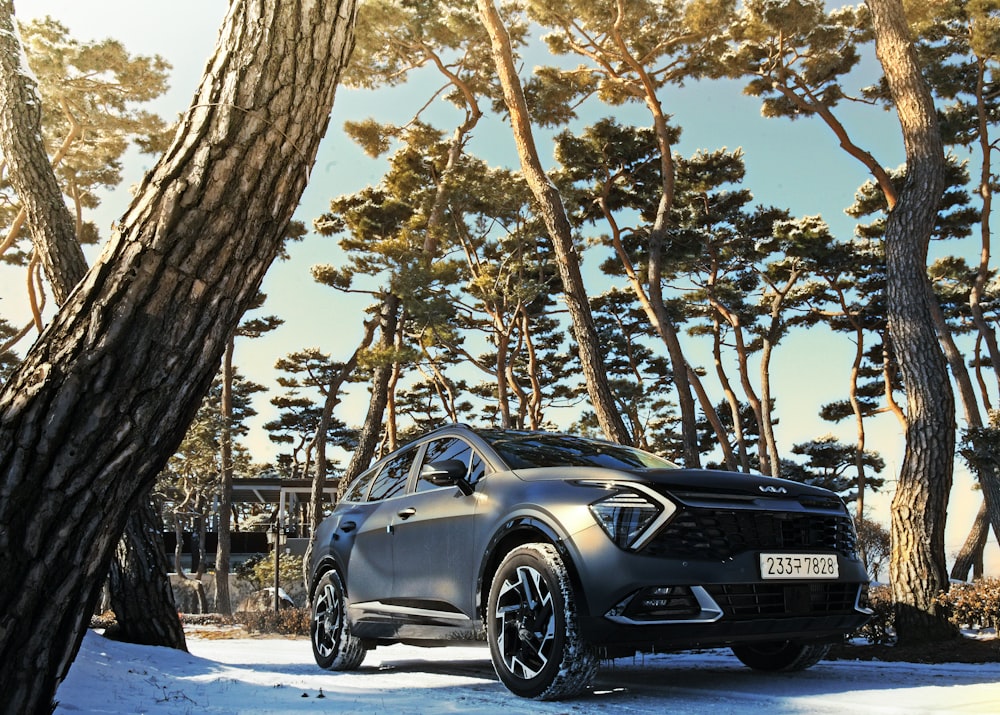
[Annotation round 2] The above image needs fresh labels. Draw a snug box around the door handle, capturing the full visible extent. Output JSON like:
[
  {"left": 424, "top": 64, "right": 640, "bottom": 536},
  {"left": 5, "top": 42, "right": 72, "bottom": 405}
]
[
  {"left": 396, "top": 507, "right": 416, "bottom": 520},
  {"left": 339, "top": 520, "right": 357, "bottom": 533}
]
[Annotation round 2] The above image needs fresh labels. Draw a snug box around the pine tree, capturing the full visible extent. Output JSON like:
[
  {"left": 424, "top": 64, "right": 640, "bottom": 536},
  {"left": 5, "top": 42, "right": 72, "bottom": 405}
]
[
  {"left": 868, "top": 0, "right": 958, "bottom": 643},
  {"left": 0, "top": 7, "right": 183, "bottom": 653},
  {"left": 527, "top": 0, "right": 738, "bottom": 464},
  {"left": 0, "top": 0, "right": 359, "bottom": 710}
]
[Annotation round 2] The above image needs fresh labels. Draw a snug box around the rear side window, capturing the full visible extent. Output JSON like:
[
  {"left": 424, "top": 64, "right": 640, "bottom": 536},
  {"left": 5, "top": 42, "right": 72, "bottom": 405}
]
[
  {"left": 341, "top": 469, "right": 377, "bottom": 503},
  {"left": 367, "top": 447, "right": 417, "bottom": 502}
]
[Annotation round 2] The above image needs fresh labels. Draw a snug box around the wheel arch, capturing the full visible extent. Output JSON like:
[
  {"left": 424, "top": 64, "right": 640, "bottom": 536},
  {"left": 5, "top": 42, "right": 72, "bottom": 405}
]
[
  {"left": 310, "top": 554, "right": 348, "bottom": 598},
  {"left": 476, "top": 516, "right": 589, "bottom": 623}
]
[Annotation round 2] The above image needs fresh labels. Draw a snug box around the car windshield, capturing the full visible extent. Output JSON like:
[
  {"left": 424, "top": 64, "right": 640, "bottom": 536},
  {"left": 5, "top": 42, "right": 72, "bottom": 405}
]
[{"left": 478, "top": 431, "right": 678, "bottom": 471}]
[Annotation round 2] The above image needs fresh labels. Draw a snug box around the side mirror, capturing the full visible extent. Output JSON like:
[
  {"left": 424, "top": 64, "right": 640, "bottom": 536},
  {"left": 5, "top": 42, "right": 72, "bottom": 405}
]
[{"left": 420, "top": 460, "right": 474, "bottom": 495}]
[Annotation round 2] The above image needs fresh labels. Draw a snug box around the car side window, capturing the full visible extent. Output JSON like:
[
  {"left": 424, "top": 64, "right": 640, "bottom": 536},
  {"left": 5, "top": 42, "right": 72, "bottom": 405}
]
[
  {"left": 367, "top": 447, "right": 417, "bottom": 502},
  {"left": 341, "top": 468, "right": 377, "bottom": 503},
  {"left": 416, "top": 438, "right": 487, "bottom": 493}
]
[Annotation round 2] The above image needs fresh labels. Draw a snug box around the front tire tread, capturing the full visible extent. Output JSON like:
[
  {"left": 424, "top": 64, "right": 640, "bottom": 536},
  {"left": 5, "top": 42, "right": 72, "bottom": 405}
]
[
  {"left": 310, "top": 569, "right": 366, "bottom": 671},
  {"left": 487, "top": 542, "right": 598, "bottom": 700}
]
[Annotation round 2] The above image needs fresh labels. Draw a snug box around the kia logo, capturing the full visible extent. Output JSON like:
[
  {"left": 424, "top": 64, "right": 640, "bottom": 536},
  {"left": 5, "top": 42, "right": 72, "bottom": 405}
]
[{"left": 759, "top": 485, "right": 787, "bottom": 494}]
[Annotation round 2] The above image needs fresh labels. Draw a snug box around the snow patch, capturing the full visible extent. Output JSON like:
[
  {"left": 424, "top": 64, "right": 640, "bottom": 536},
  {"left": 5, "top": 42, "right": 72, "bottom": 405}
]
[{"left": 54, "top": 630, "right": 1000, "bottom": 714}]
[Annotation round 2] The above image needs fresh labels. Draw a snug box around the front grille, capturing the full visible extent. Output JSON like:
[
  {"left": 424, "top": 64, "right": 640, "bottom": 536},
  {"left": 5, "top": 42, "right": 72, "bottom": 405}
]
[
  {"left": 705, "top": 582, "right": 862, "bottom": 618},
  {"left": 641, "top": 508, "right": 857, "bottom": 560}
]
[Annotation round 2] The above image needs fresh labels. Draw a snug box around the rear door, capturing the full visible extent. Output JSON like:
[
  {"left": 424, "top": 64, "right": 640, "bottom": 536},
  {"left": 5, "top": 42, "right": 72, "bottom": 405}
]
[{"left": 344, "top": 446, "right": 418, "bottom": 605}]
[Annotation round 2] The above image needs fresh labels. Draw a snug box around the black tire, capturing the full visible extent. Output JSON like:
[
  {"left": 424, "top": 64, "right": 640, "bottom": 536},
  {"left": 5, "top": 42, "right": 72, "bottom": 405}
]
[
  {"left": 310, "top": 570, "right": 366, "bottom": 671},
  {"left": 731, "top": 641, "right": 831, "bottom": 672},
  {"left": 486, "top": 543, "right": 598, "bottom": 700}
]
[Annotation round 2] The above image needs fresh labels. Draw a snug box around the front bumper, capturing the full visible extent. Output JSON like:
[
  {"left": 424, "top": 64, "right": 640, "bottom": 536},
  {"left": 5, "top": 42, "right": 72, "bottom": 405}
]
[
  {"left": 564, "top": 522, "right": 872, "bottom": 651},
  {"left": 582, "top": 610, "right": 870, "bottom": 655}
]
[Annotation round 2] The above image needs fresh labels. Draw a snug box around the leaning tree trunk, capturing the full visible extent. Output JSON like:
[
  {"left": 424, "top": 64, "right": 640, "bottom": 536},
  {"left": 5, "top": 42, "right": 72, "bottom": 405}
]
[
  {"left": 0, "top": 0, "right": 358, "bottom": 712},
  {"left": 337, "top": 294, "right": 402, "bottom": 500},
  {"left": 303, "top": 315, "right": 378, "bottom": 599},
  {"left": 116, "top": 504, "right": 183, "bottom": 637},
  {"left": 867, "top": 0, "right": 957, "bottom": 644},
  {"left": 951, "top": 499, "right": 991, "bottom": 581},
  {"left": 0, "top": 2, "right": 188, "bottom": 650},
  {"left": 215, "top": 338, "right": 236, "bottom": 615},
  {"left": 107, "top": 496, "right": 187, "bottom": 649},
  {"left": 952, "top": 414, "right": 1000, "bottom": 580},
  {"left": 0, "top": 3, "right": 86, "bottom": 307},
  {"left": 477, "top": 0, "right": 630, "bottom": 445}
]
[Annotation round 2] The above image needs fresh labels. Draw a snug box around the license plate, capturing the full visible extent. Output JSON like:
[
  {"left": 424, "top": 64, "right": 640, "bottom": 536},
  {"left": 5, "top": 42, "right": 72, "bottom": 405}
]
[{"left": 759, "top": 553, "right": 839, "bottom": 580}]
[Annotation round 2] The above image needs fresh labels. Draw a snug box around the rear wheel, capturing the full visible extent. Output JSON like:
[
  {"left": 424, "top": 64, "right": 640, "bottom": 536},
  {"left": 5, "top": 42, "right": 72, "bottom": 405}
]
[
  {"left": 487, "top": 543, "right": 598, "bottom": 699},
  {"left": 311, "top": 570, "right": 366, "bottom": 671},
  {"left": 731, "top": 641, "right": 830, "bottom": 672}
]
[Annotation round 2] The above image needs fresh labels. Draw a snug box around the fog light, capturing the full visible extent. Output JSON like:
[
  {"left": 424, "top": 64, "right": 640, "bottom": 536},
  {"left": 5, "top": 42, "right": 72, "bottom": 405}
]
[{"left": 640, "top": 586, "right": 675, "bottom": 609}]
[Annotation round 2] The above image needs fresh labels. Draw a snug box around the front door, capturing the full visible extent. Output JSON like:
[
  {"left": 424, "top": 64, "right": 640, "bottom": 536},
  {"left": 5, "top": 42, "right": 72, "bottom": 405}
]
[{"left": 389, "top": 437, "right": 486, "bottom": 619}]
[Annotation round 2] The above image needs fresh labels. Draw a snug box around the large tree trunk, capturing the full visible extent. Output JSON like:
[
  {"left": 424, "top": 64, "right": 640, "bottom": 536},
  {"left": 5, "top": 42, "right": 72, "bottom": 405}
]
[
  {"left": 477, "top": 0, "right": 630, "bottom": 445},
  {"left": 116, "top": 505, "right": 185, "bottom": 636},
  {"left": 0, "top": 1, "right": 358, "bottom": 711},
  {"left": 867, "top": 0, "right": 957, "bottom": 644},
  {"left": 107, "top": 496, "right": 187, "bottom": 648},
  {"left": 0, "top": 2, "right": 187, "bottom": 648}
]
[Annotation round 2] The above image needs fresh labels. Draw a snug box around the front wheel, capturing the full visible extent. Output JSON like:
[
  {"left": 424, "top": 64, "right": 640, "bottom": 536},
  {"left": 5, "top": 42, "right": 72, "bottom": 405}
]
[
  {"left": 487, "top": 543, "right": 598, "bottom": 700},
  {"left": 731, "top": 641, "right": 830, "bottom": 672},
  {"left": 310, "top": 570, "right": 366, "bottom": 671}
]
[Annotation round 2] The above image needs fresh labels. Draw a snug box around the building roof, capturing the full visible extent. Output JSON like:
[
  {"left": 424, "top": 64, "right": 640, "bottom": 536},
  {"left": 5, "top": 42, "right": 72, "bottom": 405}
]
[{"left": 230, "top": 478, "right": 337, "bottom": 505}]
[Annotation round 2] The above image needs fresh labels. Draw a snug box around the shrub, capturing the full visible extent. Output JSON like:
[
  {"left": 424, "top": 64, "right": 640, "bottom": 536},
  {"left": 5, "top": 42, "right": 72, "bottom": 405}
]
[
  {"left": 852, "top": 579, "right": 1000, "bottom": 644},
  {"left": 236, "top": 607, "right": 311, "bottom": 636},
  {"left": 935, "top": 579, "right": 1000, "bottom": 631},
  {"left": 853, "top": 583, "right": 895, "bottom": 644},
  {"left": 235, "top": 553, "right": 307, "bottom": 605},
  {"left": 234, "top": 553, "right": 268, "bottom": 590}
]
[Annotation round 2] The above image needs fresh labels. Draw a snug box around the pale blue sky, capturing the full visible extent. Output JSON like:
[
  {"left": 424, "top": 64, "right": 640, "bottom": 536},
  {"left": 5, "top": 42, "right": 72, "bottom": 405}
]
[{"left": 9, "top": 0, "right": 997, "bottom": 572}]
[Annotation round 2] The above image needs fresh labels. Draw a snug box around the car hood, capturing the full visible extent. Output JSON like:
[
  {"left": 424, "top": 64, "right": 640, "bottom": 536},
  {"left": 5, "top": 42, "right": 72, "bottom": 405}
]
[{"left": 509, "top": 466, "right": 846, "bottom": 510}]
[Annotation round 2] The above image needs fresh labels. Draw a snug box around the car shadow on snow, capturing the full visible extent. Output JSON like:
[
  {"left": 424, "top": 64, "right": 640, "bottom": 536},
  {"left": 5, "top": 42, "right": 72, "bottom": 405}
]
[
  {"left": 357, "top": 647, "right": 1000, "bottom": 706},
  {"left": 591, "top": 649, "right": 1000, "bottom": 703},
  {"left": 158, "top": 636, "right": 1000, "bottom": 713}
]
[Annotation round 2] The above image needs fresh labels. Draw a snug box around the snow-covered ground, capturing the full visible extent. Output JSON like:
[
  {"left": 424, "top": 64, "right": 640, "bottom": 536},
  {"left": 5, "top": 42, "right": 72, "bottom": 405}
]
[{"left": 53, "top": 630, "right": 999, "bottom": 714}]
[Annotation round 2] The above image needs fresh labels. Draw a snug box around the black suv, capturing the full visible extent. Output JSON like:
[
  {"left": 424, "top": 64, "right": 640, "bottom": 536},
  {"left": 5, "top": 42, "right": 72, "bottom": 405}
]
[{"left": 308, "top": 425, "right": 871, "bottom": 699}]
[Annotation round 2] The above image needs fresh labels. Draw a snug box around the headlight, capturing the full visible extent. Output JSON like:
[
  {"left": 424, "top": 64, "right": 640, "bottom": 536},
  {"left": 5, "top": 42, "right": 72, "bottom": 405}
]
[{"left": 583, "top": 482, "right": 677, "bottom": 551}]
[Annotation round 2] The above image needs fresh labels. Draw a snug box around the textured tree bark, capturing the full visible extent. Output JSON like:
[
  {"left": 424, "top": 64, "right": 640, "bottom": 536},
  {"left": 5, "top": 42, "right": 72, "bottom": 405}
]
[
  {"left": 107, "top": 496, "right": 187, "bottom": 648},
  {"left": 0, "top": 1, "right": 87, "bottom": 305},
  {"left": 0, "top": 0, "right": 358, "bottom": 711},
  {"left": 115, "top": 506, "right": 183, "bottom": 639},
  {"left": 867, "top": 0, "right": 957, "bottom": 643},
  {"left": 477, "top": 0, "right": 630, "bottom": 444},
  {"left": 0, "top": 1, "right": 189, "bottom": 652}
]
